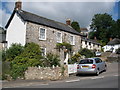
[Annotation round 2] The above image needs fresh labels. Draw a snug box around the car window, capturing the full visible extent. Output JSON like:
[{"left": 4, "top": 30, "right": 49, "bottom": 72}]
[
  {"left": 79, "top": 59, "right": 93, "bottom": 64},
  {"left": 95, "top": 58, "right": 102, "bottom": 63}
]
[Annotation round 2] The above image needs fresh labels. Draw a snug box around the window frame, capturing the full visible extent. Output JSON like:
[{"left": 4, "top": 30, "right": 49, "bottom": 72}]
[
  {"left": 56, "top": 32, "right": 62, "bottom": 43},
  {"left": 69, "top": 35, "right": 75, "bottom": 45},
  {"left": 39, "top": 28, "right": 46, "bottom": 40}
]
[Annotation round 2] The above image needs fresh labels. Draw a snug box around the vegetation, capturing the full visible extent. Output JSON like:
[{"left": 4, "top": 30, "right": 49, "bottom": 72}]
[
  {"left": 116, "top": 47, "right": 120, "bottom": 54},
  {"left": 2, "top": 42, "right": 61, "bottom": 80},
  {"left": 3, "top": 43, "right": 24, "bottom": 61},
  {"left": 56, "top": 42, "right": 72, "bottom": 53},
  {"left": 68, "top": 53, "right": 81, "bottom": 64},
  {"left": 42, "top": 53, "right": 60, "bottom": 67},
  {"left": 78, "top": 48, "right": 95, "bottom": 58},
  {"left": 89, "top": 13, "right": 120, "bottom": 45},
  {"left": 71, "top": 21, "right": 81, "bottom": 33}
]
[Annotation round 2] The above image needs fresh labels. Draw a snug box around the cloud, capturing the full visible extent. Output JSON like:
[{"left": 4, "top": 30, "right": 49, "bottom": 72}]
[
  {"left": 0, "top": 9, "right": 11, "bottom": 28},
  {"left": 1, "top": 1, "right": 116, "bottom": 28}
]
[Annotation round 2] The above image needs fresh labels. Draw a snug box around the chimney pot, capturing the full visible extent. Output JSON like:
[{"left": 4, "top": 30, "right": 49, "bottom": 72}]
[
  {"left": 66, "top": 19, "right": 71, "bottom": 25},
  {"left": 109, "top": 37, "right": 112, "bottom": 41},
  {"left": 15, "top": 0, "right": 22, "bottom": 10}
]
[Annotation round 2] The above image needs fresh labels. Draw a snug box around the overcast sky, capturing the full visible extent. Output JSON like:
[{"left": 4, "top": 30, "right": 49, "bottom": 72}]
[{"left": 0, "top": 0, "right": 119, "bottom": 29}]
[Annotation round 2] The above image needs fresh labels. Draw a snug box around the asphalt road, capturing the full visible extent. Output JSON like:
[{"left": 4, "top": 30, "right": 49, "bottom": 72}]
[{"left": 2, "top": 62, "right": 119, "bottom": 88}]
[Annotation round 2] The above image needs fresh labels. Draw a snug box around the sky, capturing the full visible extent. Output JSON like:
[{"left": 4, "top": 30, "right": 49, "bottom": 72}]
[{"left": 0, "top": 0, "right": 119, "bottom": 29}]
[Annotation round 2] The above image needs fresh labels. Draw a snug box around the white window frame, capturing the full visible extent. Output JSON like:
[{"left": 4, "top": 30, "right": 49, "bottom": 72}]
[
  {"left": 56, "top": 32, "right": 62, "bottom": 43},
  {"left": 39, "top": 28, "right": 46, "bottom": 40},
  {"left": 41, "top": 47, "right": 46, "bottom": 56},
  {"left": 70, "top": 35, "right": 75, "bottom": 45}
]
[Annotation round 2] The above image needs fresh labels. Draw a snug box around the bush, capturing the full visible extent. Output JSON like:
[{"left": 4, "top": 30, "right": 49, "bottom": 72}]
[
  {"left": 5, "top": 43, "right": 24, "bottom": 61},
  {"left": 68, "top": 53, "right": 81, "bottom": 64},
  {"left": 116, "top": 48, "right": 120, "bottom": 54},
  {"left": 42, "top": 53, "right": 60, "bottom": 67},
  {"left": 78, "top": 48, "right": 95, "bottom": 58},
  {"left": 10, "top": 42, "right": 43, "bottom": 80}
]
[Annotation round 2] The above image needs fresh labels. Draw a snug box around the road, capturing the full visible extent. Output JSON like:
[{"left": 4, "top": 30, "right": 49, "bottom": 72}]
[{"left": 2, "top": 62, "right": 119, "bottom": 88}]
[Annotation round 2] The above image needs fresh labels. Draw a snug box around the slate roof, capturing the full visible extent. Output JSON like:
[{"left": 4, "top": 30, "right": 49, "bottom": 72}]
[
  {"left": 107, "top": 38, "right": 120, "bottom": 45},
  {"left": 5, "top": 10, "right": 81, "bottom": 36},
  {"left": 81, "top": 37, "right": 101, "bottom": 45}
]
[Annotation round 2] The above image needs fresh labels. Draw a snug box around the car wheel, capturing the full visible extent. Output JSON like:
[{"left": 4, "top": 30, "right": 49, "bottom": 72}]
[{"left": 96, "top": 69, "right": 100, "bottom": 76}]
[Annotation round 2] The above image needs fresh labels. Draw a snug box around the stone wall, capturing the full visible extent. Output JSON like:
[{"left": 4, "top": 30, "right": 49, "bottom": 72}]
[{"left": 25, "top": 65, "right": 69, "bottom": 80}]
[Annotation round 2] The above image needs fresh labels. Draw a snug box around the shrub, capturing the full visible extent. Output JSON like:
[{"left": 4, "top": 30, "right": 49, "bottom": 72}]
[
  {"left": 78, "top": 48, "right": 95, "bottom": 58},
  {"left": 68, "top": 53, "right": 81, "bottom": 64},
  {"left": 116, "top": 47, "right": 120, "bottom": 54},
  {"left": 5, "top": 43, "right": 24, "bottom": 61},
  {"left": 10, "top": 42, "right": 43, "bottom": 79},
  {"left": 42, "top": 53, "right": 60, "bottom": 67}
]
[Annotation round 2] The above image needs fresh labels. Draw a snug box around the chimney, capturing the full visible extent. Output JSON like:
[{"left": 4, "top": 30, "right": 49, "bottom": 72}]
[
  {"left": 15, "top": 0, "right": 22, "bottom": 10},
  {"left": 66, "top": 19, "right": 71, "bottom": 25},
  {"left": 94, "top": 36, "right": 97, "bottom": 40},
  {"left": 109, "top": 37, "right": 112, "bottom": 41}
]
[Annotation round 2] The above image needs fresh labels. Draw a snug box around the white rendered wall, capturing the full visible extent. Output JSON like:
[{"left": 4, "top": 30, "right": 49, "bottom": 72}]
[
  {"left": 103, "top": 44, "right": 120, "bottom": 52},
  {"left": 6, "top": 13, "right": 26, "bottom": 48}
]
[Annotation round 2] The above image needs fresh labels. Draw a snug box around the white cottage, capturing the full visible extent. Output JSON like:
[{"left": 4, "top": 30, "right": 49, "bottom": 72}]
[{"left": 103, "top": 38, "right": 120, "bottom": 53}]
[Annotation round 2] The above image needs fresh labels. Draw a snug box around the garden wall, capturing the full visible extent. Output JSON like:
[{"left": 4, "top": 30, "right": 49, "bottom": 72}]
[{"left": 25, "top": 65, "right": 69, "bottom": 80}]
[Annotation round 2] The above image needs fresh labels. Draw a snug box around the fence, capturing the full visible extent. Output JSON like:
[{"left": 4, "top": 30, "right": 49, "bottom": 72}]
[{"left": 68, "top": 63, "right": 77, "bottom": 74}]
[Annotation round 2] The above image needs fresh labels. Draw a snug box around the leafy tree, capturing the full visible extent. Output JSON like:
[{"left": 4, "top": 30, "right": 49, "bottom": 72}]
[
  {"left": 5, "top": 43, "right": 24, "bottom": 61},
  {"left": 78, "top": 48, "right": 95, "bottom": 58},
  {"left": 89, "top": 13, "right": 114, "bottom": 44},
  {"left": 71, "top": 21, "right": 81, "bottom": 33}
]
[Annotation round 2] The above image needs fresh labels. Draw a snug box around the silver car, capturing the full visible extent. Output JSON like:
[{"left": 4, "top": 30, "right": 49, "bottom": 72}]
[{"left": 77, "top": 58, "right": 107, "bottom": 75}]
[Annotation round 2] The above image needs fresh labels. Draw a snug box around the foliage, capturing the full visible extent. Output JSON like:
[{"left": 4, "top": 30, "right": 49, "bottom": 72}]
[
  {"left": 56, "top": 42, "right": 72, "bottom": 53},
  {"left": 89, "top": 13, "right": 119, "bottom": 44},
  {"left": 10, "top": 42, "right": 43, "bottom": 79},
  {"left": 116, "top": 47, "right": 120, "bottom": 54},
  {"left": 68, "top": 53, "right": 81, "bottom": 64},
  {"left": 42, "top": 53, "right": 60, "bottom": 67},
  {"left": 71, "top": 21, "right": 81, "bottom": 33},
  {"left": 5, "top": 43, "right": 24, "bottom": 61},
  {"left": 2, "top": 61, "right": 11, "bottom": 80},
  {"left": 78, "top": 48, "right": 95, "bottom": 58}
]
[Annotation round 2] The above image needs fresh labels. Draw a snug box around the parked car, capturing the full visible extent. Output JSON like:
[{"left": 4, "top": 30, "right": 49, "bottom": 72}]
[
  {"left": 95, "top": 51, "right": 102, "bottom": 57},
  {"left": 77, "top": 58, "right": 107, "bottom": 76}
]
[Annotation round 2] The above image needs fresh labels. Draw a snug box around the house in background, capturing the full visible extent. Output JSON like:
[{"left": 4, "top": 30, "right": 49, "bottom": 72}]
[
  {"left": 80, "top": 28, "right": 88, "bottom": 37},
  {"left": 0, "top": 27, "right": 7, "bottom": 51},
  {"left": 5, "top": 1, "right": 82, "bottom": 65},
  {"left": 81, "top": 36, "right": 101, "bottom": 51},
  {"left": 103, "top": 38, "right": 120, "bottom": 53}
]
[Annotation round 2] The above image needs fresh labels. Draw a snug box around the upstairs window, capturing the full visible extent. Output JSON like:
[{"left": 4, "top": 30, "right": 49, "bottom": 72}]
[
  {"left": 57, "top": 32, "right": 62, "bottom": 43},
  {"left": 70, "top": 35, "right": 75, "bottom": 45},
  {"left": 39, "top": 28, "right": 46, "bottom": 40}
]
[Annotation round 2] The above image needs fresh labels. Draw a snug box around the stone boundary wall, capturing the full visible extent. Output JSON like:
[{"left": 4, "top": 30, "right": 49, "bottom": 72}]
[{"left": 25, "top": 65, "right": 69, "bottom": 80}]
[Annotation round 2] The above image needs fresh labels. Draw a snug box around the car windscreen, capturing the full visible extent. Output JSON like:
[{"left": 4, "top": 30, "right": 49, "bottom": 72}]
[{"left": 79, "top": 59, "right": 93, "bottom": 64}]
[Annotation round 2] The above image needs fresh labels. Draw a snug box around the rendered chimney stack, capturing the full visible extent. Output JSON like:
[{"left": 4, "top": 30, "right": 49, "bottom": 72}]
[
  {"left": 109, "top": 37, "right": 112, "bottom": 41},
  {"left": 66, "top": 19, "right": 71, "bottom": 25},
  {"left": 15, "top": 0, "right": 22, "bottom": 10}
]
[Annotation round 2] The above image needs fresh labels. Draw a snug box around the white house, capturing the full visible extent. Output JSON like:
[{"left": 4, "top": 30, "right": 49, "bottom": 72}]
[{"left": 103, "top": 38, "right": 120, "bottom": 53}]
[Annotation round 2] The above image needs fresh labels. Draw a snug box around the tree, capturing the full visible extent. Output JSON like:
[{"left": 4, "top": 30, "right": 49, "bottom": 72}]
[
  {"left": 89, "top": 13, "right": 114, "bottom": 44},
  {"left": 71, "top": 21, "right": 81, "bottom": 33},
  {"left": 5, "top": 43, "right": 24, "bottom": 61}
]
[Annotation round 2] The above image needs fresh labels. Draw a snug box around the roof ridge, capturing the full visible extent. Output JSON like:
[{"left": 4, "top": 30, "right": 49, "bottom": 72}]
[{"left": 20, "top": 10, "right": 69, "bottom": 27}]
